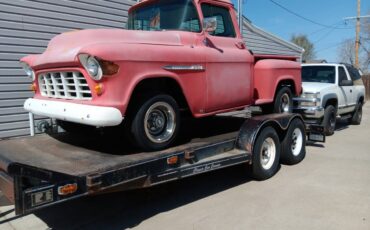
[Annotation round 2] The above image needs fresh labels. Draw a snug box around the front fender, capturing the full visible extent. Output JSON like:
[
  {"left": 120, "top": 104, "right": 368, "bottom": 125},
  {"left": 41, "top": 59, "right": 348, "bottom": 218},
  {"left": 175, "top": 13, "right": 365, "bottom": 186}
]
[{"left": 321, "top": 93, "right": 338, "bottom": 108}]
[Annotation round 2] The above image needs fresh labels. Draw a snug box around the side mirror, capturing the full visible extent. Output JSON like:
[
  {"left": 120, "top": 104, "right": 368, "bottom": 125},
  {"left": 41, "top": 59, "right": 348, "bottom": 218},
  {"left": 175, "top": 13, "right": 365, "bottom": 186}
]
[
  {"left": 203, "top": 17, "right": 217, "bottom": 33},
  {"left": 339, "top": 79, "right": 353, "bottom": 86}
]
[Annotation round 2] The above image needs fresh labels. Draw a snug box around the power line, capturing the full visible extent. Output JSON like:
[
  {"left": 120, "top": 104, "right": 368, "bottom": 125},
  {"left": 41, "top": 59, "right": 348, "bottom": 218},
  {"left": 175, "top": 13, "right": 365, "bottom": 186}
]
[
  {"left": 313, "top": 28, "right": 336, "bottom": 44},
  {"left": 316, "top": 40, "right": 348, "bottom": 53},
  {"left": 269, "top": 0, "right": 353, "bottom": 30}
]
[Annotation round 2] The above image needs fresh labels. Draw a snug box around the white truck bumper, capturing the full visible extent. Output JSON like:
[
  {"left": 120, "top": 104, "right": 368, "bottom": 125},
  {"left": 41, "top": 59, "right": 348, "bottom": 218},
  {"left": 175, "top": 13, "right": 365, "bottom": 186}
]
[{"left": 24, "top": 98, "right": 123, "bottom": 127}]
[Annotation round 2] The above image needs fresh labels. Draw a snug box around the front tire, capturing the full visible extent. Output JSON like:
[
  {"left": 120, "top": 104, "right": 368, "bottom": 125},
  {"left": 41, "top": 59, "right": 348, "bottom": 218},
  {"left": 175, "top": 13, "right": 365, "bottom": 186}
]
[
  {"left": 251, "top": 127, "right": 281, "bottom": 180},
  {"left": 130, "top": 94, "right": 180, "bottom": 151},
  {"left": 322, "top": 105, "right": 336, "bottom": 136},
  {"left": 281, "top": 118, "right": 306, "bottom": 165}
]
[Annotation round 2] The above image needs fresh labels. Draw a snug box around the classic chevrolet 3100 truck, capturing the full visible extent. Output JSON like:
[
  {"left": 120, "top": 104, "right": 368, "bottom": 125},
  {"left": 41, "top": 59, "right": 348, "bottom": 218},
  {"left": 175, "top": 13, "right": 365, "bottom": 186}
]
[{"left": 20, "top": 0, "right": 301, "bottom": 150}]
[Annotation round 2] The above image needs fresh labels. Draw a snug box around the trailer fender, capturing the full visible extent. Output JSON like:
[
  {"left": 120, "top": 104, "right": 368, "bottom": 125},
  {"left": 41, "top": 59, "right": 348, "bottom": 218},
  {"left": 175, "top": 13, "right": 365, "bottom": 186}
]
[{"left": 236, "top": 114, "right": 304, "bottom": 154}]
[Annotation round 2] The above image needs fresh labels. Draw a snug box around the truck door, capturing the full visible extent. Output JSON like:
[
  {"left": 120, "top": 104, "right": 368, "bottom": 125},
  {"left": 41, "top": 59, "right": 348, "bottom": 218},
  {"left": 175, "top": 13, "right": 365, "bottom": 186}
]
[
  {"left": 200, "top": 2, "right": 254, "bottom": 112},
  {"left": 337, "top": 66, "right": 354, "bottom": 114}
]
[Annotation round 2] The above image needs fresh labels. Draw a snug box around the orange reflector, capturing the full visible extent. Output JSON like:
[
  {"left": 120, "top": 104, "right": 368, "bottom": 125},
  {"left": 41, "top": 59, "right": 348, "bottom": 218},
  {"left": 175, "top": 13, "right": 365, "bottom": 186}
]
[
  {"left": 94, "top": 83, "right": 104, "bottom": 96},
  {"left": 30, "top": 83, "right": 37, "bottom": 92},
  {"left": 58, "top": 183, "right": 78, "bottom": 196},
  {"left": 167, "top": 156, "right": 179, "bottom": 165}
]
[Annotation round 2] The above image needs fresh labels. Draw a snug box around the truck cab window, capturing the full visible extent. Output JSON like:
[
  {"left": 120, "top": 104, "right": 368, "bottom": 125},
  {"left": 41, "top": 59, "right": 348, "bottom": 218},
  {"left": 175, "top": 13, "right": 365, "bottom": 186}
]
[
  {"left": 338, "top": 67, "right": 348, "bottom": 83},
  {"left": 201, "top": 3, "right": 236, "bottom": 37},
  {"left": 128, "top": 0, "right": 200, "bottom": 32},
  {"left": 345, "top": 65, "right": 362, "bottom": 81}
]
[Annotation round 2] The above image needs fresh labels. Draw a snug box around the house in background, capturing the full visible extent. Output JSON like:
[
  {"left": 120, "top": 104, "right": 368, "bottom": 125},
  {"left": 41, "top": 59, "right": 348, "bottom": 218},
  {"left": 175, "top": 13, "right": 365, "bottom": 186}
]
[{"left": 0, "top": 0, "right": 304, "bottom": 139}]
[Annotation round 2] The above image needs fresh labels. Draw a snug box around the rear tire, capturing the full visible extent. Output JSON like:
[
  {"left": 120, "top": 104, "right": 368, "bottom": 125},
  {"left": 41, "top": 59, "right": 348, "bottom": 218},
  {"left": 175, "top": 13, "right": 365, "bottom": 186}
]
[
  {"left": 322, "top": 105, "right": 336, "bottom": 136},
  {"left": 350, "top": 102, "right": 363, "bottom": 125},
  {"left": 129, "top": 94, "right": 180, "bottom": 151},
  {"left": 281, "top": 118, "right": 306, "bottom": 165},
  {"left": 264, "top": 87, "right": 293, "bottom": 114},
  {"left": 251, "top": 127, "right": 281, "bottom": 180}
]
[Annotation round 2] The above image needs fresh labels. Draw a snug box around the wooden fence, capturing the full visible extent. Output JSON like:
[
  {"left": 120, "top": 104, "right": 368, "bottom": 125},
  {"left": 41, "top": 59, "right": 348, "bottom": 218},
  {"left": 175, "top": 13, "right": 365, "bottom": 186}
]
[{"left": 363, "top": 75, "right": 370, "bottom": 100}]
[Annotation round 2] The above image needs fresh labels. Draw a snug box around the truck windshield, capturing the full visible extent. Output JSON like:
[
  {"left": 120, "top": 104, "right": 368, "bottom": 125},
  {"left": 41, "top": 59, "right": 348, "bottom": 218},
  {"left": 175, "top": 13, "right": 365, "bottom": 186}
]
[
  {"left": 127, "top": 0, "right": 201, "bottom": 32},
  {"left": 302, "top": 66, "right": 336, "bottom": 84}
]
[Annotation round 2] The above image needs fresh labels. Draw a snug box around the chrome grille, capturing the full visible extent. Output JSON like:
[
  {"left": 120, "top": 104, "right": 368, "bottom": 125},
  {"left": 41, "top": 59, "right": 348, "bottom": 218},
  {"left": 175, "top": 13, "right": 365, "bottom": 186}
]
[{"left": 38, "top": 72, "right": 92, "bottom": 100}]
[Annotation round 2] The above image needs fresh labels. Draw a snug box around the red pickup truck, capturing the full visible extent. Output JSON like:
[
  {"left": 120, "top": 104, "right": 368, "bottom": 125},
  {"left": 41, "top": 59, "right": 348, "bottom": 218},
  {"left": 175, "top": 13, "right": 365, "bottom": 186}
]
[{"left": 20, "top": 0, "right": 301, "bottom": 150}]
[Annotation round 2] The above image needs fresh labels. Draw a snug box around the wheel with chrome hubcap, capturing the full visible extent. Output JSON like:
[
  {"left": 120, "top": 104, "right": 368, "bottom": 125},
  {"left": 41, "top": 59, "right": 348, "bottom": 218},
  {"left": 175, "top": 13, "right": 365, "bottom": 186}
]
[
  {"left": 130, "top": 94, "right": 180, "bottom": 151},
  {"left": 144, "top": 102, "right": 176, "bottom": 144},
  {"left": 252, "top": 126, "right": 281, "bottom": 180},
  {"left": 273, "top": 87, "right": 293, "bottom": 113},
  {"left": 281, "top": 118, "right": 306, "bottom": 165}
]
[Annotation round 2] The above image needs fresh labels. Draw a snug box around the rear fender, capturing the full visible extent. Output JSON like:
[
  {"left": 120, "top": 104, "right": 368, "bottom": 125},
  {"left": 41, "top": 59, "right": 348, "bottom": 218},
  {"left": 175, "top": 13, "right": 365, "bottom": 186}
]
[{"left": 253, "top": 59, "right": 301, "bottom": 105}]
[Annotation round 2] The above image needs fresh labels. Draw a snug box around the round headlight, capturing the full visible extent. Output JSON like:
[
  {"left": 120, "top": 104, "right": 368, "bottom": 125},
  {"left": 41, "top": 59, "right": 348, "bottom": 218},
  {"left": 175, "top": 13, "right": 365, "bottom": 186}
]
[
  {"left": 20, "top": 62, "right": 35, "bottom": 81},
  {"left": 86, "top": 56, "right": 99, "bottom": 77},
  {"left": 79, "top": 54, "right": 103, "bottom": 81}
]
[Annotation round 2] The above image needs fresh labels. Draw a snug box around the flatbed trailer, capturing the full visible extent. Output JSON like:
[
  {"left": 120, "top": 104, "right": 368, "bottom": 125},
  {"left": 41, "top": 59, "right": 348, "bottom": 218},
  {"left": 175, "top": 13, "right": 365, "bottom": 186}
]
[{"left": 0, "top": 114, "right": 324, "bottom": 216}]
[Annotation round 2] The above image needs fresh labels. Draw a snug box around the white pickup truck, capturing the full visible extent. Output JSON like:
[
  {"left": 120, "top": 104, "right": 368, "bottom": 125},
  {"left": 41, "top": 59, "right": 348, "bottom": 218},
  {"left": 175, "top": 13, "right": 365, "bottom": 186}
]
[{"left": 293, "top": 63, "right": 365, "bottom": 135}]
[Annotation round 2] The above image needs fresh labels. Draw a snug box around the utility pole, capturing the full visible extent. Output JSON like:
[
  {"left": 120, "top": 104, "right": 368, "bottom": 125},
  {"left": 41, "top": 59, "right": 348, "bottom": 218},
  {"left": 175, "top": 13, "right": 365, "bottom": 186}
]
[
  {"left": 344, "top": 0, "right": 370, "bottom": 69},
  {"left": 355, "top": 0, "right": 361, "bottom": 68}
]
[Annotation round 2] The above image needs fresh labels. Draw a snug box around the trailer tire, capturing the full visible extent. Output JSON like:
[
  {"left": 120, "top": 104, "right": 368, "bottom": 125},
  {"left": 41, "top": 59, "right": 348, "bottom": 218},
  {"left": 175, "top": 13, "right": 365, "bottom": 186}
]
[
  {"left": 130, "top": 94, "right": 180, "bottom": 151},
  {"left": 350, "top": 102, "right": 363, "bottom": 125},
  {"left": 252, "top": 127, "right": 281, "bottom": 180},
  {"left": 322, "top": 105, "right": 336, "bottom": 136},
  {"left": 281, "top": 119, "right": 306, "bottom": 165}
]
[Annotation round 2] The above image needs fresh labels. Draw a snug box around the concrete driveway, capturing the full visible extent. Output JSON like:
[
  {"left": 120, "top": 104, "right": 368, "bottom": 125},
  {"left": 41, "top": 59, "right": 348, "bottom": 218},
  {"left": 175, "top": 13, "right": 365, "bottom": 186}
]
[{"left": 0, "top": 104, "right": 369, "bottom": 230}]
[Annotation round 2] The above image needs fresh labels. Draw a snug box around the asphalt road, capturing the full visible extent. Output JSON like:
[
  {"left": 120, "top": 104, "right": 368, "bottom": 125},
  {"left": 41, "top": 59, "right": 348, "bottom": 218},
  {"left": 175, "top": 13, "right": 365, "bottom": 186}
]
[{"left": 0, "top": 105, "right": 369, "bottom": 230}]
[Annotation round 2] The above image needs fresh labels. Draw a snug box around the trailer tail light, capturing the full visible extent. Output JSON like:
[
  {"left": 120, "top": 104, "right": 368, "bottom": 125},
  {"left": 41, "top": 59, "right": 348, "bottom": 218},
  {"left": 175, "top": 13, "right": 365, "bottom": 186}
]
[
  {"left": 167, "top": 156, "right": 179, "bottom": 165},
  {"left": 58, "top": 183, "right": 78, "bottom": 196}
]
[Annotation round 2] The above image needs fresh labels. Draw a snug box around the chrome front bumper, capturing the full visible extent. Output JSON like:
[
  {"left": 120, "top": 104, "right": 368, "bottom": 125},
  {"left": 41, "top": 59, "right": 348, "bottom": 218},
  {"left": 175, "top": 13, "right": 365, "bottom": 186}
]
[
  {"left": 293, "top": 97, "right": 324, "bottom": 119},
  {"left": 24, "top": 98, "right": 124, "bottom": 127}
]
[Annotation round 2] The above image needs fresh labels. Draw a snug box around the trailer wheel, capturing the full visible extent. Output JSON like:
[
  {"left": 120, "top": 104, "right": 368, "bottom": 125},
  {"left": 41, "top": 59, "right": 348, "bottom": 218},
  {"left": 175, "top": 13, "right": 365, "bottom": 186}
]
[
  {"left": 281, "top": 119, "right": 306, "bottom": 165},
  {"left": 130, "top": 94, "right": 180, "bottom": 151},
  {"left": 252, "top": 127, "right": 281, "bottom": 180}
]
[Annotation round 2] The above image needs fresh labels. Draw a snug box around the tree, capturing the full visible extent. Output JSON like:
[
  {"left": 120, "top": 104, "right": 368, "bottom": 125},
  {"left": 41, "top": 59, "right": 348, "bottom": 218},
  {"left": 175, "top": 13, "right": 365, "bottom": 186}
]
[
  {"left": 361, "top": 13, "right": 370, "bottom": 72},
  {"left": 290, "top": 34, "right": 316, "bottom": 61},
  {"left": 338, "top": 39, "right": 356, "bottom": 65}
]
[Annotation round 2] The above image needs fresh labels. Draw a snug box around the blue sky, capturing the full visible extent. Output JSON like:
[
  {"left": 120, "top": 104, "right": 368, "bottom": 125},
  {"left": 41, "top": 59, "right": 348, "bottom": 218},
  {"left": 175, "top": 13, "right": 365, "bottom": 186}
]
[{"left": 232, "top": 0, "right": 370, "bottom": 62}]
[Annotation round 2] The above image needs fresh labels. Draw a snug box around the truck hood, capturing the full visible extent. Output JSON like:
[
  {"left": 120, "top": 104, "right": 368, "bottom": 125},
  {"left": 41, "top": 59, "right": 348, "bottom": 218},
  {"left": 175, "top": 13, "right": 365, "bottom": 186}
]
[
  {"left": 29, "top": 29, "right": 183, "bottom": 69},
  {"left": 302, "top": 82, "right": 336, "bottom": 93}
]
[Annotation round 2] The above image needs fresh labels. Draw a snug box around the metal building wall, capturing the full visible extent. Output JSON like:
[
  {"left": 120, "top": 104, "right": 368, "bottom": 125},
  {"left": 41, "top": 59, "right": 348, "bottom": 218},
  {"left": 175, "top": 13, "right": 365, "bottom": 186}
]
[
  {"left": 0, "top": 0, "right": 135, "bottom": 139},
  {"left": 242, "top": 18, "right": 304, "bottom": 59}
]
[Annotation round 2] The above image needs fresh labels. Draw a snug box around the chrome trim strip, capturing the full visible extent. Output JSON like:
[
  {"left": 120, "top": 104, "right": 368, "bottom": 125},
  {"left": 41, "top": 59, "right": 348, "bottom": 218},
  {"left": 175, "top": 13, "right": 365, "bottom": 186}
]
[
  {"left": 293, "top": 97, "right": 320, "bottom": 103},
  {"left": 163, "top": 65, "right": 205, "bottom": 71}
]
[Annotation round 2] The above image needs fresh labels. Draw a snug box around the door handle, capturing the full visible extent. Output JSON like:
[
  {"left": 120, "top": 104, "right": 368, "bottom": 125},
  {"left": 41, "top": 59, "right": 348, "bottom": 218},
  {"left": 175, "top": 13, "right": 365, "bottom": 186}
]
[
  {"left": 235, "top": 42, "right": 246, "bottom": 49},
  {"left": 350, "top": 90, "right": 352, "bottom": 93}
]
